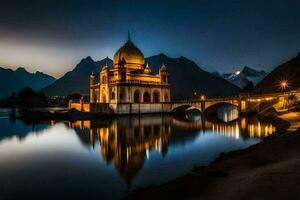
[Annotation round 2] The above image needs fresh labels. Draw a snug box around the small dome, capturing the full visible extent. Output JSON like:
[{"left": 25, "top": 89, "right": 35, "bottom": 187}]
[
  {"left": 113, "top": 39, "right": 145, "bottom": 67},
  {"left": 160, "top": 64, "right": 167, "bottom": 72},
  {"left": 101, "top": 63, "right": 109, "bottom": 71},
  {"left": 144, "top": 63, "right": 151, "bottom": 74}
]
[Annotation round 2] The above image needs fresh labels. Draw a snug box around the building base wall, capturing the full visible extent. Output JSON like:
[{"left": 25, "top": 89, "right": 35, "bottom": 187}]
[{"left": 89, "top": 102, "right": 172, "bottom": 114}]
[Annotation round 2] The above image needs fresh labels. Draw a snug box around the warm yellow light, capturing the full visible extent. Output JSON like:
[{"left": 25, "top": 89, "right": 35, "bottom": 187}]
[
  {"left": 279, "top": 80, "right": 289, "bottom": 90},
  {"left": 200, "top": 95, "right": 206, "bottom": 100},
  {"left": 281, "top": 81, "right": 287, "bottom": 87}
]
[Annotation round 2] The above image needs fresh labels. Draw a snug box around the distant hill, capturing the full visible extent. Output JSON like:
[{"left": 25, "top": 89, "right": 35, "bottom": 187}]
[
  {"left": 216, "top": 66, "right": 267, "bottom": 89},
  {"left": 145, "top": 54, "right": 240, "bottom": 98},
  {"left": 0, "top": 67, "right": 56, "bottom": 98},
  {"left": 254, "top": 53, "right": 300, "bottom": 94},
  {"left": 40, "top": 56, "right": 113, "bottom": 96},
  {"left": 41, "top": 54, "right": 240, "bottom": 98}
]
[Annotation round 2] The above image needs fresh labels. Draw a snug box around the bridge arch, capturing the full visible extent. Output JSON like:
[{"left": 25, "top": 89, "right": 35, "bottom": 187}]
[
  {"left": 171, "top": 104, "right": 201, "bottom": 113},
  {"left": 203, "top": 102, "right": 239, "bottom": 114}
]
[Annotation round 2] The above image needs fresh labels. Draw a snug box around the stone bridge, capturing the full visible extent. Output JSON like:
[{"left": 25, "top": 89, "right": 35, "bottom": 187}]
[
  {"left": 170, "top": 97, "right": 240, "bottom": 114},
  {"left": 171, "top": 89, "right": 300, "bottom": 114},
  {"left": 70, "top": 90, "right": 300, "bottom": 115}
]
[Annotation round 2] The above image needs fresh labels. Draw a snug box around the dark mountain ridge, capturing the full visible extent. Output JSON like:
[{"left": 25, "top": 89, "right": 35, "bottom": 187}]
[
  {"left": 254, "top": 53, "right": 300, "bottom": 94},
  {"left": 145, "top": 54, "right": 240, "bottom": 98},
  {"left": 0, "top": 67, "right": 56, "bottom": 98},
  {"left": 40, "top": 56, "right": 113, "bottom": 96},
  {"left": 41, "top": 54, "right": 240, "bottom": 99},
  {"left": 242, "top": 66, "right": 266, "bottom": 77}
]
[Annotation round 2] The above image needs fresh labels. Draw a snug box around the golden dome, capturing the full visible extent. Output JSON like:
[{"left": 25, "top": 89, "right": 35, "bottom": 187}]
[{"left": 113, "top": 39, "right": 145, "bottom": 67}]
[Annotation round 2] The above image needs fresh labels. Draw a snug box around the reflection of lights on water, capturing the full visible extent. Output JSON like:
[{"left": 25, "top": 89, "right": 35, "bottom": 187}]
[
  {"left": 154, "top": 139, "right": 162, "bottom": 153},
  {"left": 249, "top": 122, "right": 275, "bottom": 138},
  {"left": 218, "top": 105, "right": 239, "bottom": 122},
  {"left": 211, "top": 120, "right": 275, "bottom": 140},
  {"left": 67, "top": 115, "right": 277, "bottom": 167},
  {"left": 257, "top": 122, "right": 261, "bottom": 137},
  {"left": 241, "top": 117, "right": 246, "bottom": 129},
  {"left": 211, "top": 122, "right": 240, "bottom": 139},
  {"left": 223, "top": 112, "right": 227, "bottom": 122},
  {"left": 146, "top": 149, "right": 149, "bottom": 160},
  {"left": 265, "top": 127, "right": 268, "bottom": 136},
  {"left": 126, "top": 147, "right": 129, "bottom": 162},
  {"left": 235, "top": 122, "right": 239, "bottom": 139},
  {"left": 250, "top": 125, "right": 254, "bottom": 138}
]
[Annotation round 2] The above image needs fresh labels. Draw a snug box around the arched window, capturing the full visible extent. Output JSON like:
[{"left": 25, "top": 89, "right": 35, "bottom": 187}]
[
  {"left": 110, "top": 91, "right": 115, "bottom": 100},
  {"left": 93, "top": 91, "right": 98, "bottom": 102},
  {"left": 94, "top": 91, "right": 98, "bottom": 102},
  {"left": 165, "top": 94, "right": 169, "bottom": 102},
  {"left": 102, "top": 76, "right": 107, "bottom": 84},
  {"left": 153, "top": 91, "right": 160, "bottom": 103},
  {"left": 120, "top": 88, "right": 126, "bottom": 101},
  {"left": 102, "top": 93, "right": 107, "bottom": 103},
  {"left": 93, "top": 93, "right": 97, "bottom": 102},
  {"left": 143, "top": 92, "right": 151, "bottom": 103},
  {"left": 134, "top": 90, "right": 140, "bottom": 103}
]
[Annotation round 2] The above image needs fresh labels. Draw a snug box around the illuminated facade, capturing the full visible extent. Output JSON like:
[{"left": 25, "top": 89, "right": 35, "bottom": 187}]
[{"left": 89, "top": 34, "right": 171, "bottom": 114}]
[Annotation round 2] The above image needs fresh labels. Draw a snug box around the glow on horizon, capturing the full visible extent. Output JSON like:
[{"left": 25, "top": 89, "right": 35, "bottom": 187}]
[
  {"left": 0, "top": 39, "right": 119, "bottom": 78},
  {"left": 0, "top": 35, "right": 183, "bottom": 78}
]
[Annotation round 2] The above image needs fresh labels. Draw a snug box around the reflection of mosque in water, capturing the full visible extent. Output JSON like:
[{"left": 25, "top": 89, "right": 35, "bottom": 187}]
[
  {"left": 67, "top": 114, "right": 275, "bottom": 183},
  {"left": 69, "top": 115, "right": 172, "bottom": 184}
]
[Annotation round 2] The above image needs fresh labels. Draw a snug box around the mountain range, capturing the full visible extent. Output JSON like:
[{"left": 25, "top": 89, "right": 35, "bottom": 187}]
[
  {"left": 40, "top": 56, "right": 113, "bottom": 96},
  {"left": 254, "top": 53, "right": 300, "bottom": 94},
  {"left": 214, "top": 66, "right": 267, "bottom": 89},
  {"left": 0, "top": 67, "right": 56, "bottom": 98},
  {"left": 41, "top": 54, "right": 240, "bottom": 99},
  {"left": 3, "top": 52, "right": 300, "bottom": 99}
]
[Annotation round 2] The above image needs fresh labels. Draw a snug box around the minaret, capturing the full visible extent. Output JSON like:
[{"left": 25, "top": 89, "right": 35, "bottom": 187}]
[
  {"left": 90, "top": 72, "right": 96, "bottom": 103},
  {"left": 100, "top": 64, "right": 109, "bottom": 103},
  {"left": 159, "top": 63, "right": 169, "bottom": 84},
  {"left": 144, "top": 63, "right": 151, "bottom": 74}
]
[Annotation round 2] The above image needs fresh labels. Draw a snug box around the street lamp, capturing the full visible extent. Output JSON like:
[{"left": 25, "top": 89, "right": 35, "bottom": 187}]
[
  {"left": 279, "top": 80, "right": 289, "bottom": 109},
  {"left": 279, "top": 80, "right": 289, "bottom": 91},
  {"left": 281, "top": 81, "right": 288, "bottom": 90}
]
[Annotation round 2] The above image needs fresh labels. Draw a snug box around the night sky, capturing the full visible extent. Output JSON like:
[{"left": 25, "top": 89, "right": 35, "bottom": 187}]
[{"left": 1, "top": 0, "right": 300, "bottom": 78}]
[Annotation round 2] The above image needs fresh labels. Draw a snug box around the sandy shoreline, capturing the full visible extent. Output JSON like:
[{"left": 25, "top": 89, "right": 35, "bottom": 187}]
[{"left": 126, "top": 114, "right": 300, "bottom": 200}]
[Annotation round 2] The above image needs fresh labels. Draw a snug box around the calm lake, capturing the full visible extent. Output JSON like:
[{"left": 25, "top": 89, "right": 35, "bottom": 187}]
[{"left": 0, "top": 108, "right": 275, "bottom": 199}]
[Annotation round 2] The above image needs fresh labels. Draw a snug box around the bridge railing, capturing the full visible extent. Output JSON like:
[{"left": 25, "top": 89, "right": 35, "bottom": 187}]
[
  {"left": 241, "top": 90, "right": 300, "bottom": 99},
  {"left": 173, "top": 90, "right": 300, "bottom": 103},
  {"left": 171, "top": 96, "right": 240, "bottom": 103}
]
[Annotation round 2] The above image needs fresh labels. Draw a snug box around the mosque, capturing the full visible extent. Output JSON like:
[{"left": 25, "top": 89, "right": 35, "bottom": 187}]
[{"left": 83, "top": 34, "right": 171, "bottom": 114}]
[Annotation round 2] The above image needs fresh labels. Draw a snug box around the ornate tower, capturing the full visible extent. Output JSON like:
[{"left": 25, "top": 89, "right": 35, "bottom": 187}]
[
  {"left": 159, "top": 64, "right": 169, "bottom": 84},
  {"left": 89, "top": 72, "right": 96, "bottom": 103},
  {"left": 159, "top": 64, "right": 170, "bottom": 102},
  {"left": 100, "top": 64, "right": 109, "bottom": 103}
]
